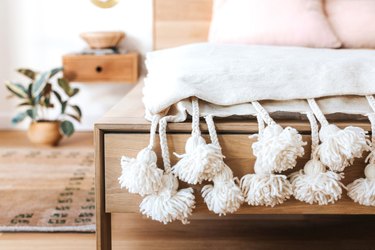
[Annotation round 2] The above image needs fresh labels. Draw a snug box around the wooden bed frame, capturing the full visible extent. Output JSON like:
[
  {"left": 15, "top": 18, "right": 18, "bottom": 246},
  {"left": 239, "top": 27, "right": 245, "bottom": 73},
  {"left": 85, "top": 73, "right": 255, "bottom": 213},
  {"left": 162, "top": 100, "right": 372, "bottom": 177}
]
[{"left": 95, "top": 1, "right": 374, "bottom": 249}]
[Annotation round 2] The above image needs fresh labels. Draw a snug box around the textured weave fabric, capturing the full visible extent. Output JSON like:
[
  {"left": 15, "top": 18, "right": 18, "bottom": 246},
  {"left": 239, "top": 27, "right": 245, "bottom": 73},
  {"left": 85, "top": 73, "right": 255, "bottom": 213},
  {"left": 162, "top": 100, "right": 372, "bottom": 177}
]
[{"left": 144, "top": 43, "right": 375, "bottom": 120}]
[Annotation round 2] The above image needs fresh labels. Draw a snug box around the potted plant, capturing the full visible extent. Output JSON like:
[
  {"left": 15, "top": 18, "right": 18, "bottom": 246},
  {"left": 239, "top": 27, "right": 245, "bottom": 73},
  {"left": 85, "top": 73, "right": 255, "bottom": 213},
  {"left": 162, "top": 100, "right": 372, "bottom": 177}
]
[{"left": 5, "top": 67, "right": 82, "bottom": 146}]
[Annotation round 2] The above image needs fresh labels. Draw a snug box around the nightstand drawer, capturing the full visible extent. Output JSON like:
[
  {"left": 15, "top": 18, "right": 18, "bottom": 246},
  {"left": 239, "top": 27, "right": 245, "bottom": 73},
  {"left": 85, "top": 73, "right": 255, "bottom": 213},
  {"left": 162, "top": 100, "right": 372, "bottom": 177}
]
[
  {"left": 63, "top": 53, "right": 138, "bottom": 83},
  {"left": 103, "top": 133, "right": 370, "bottom": 215}
]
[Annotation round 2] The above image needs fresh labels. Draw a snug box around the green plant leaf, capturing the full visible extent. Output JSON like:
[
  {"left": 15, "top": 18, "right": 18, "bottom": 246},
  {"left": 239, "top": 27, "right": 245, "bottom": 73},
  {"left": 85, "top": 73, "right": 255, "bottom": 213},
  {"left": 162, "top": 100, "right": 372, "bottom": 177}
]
[
  {"left": 68, "top": 88, "right": 79, "bottom": 97},
  {"left": 17, "top": 68, "right": 37, "bottom": 80},
  {"left": 40, "top": 83, "right": 53, "bottom": 108},
  {"left": 53, "top": 90, "right": 63, "bottom": 104},
  {"left": 61, "top": 101, "right": 68, "bottom": 114},
  {"left": 5, "top": 81, "right": 28, "bottom": 98},
  {"left": 32, "top": 71, "right": 50, "bottom": 96},
  {"left": 48, "top": 67, "right": 63, "bottom": 79},
  {"left": 11, "top": 112, "right": 27, "bottom": 124},
  {"left": 60, "top": 120, "right": 75, "bottom": 137},
  {"left": 27, "top": 84, "right": 33, "bottom": 99},
  {"left": 26, "top": 108, "right": 37, "bottom": 120},
  {"left": 67, "top": 113, "right": 81, "bottom": 122},
  {"left": 33, "top": 93, "right": 42, "bottom": 105},
  {"left": 57, "top": 78, "right": 71, "bottom": 95},
  {"left": 17, "top": 101, "right": 32, "bottom": 107},
  {"left": 70, "top": 105, "right": 82, "bottom": 118}
]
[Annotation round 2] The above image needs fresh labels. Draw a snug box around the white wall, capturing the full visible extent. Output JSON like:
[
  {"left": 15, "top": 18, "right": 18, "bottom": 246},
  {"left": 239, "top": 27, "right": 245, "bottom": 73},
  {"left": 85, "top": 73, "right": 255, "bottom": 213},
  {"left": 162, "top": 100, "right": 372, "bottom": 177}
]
[{"left": 0, "top": 0, "right": 153, "bottom": 130}]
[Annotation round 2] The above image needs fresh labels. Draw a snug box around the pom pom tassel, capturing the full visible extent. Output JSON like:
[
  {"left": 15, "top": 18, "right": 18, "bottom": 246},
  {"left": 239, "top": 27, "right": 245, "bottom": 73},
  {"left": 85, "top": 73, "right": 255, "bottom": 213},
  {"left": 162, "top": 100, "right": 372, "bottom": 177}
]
[
  {"left": 240, "top": 163, "right": 292, "bottom": 207},
  {"left": 318, "top": 125, "right": 369, "bottom": 172},
  {"left": 347, "top": 109, "right": 375, "bottom": 206},
  {"left": 173, "top": 135, "right": 224, "bottom": 184},
  {"left": 201, "top": 115, "right": 244, "bottom": 215},
  {"left": 290, "top": 159, "right": 344, "bottom": 205},
  {"left": 251, "top": 101, "right": 305, "bottom": 173},
  {"left": 202, "top": 165, "right": 244, "bottom": 215},
  {"left": 308, "top": 99, "right": 370, "bottom": 172},
  {"left": 240, "top": 112, "right": 292, "bottom": 207},
  {"left": 172, "top": 98, "right": 224, "bottom": 184},
  {"left": 347, "top": 163, "right": 375, "bottom": 206},
  {"left": 140, "top": 173, "right": 195, "bottom": 224},
  {"left": 140, "top": 116, "right": 195, "bottom": 224},
  {"left": 290, "top": 112, "right": 345, "bottom": 205},
  {"left": 119, "top": 148, "right": 163, "bottom": 196},
  {"left": 119, "top": 115, "right": 163, "bottom": 196}
]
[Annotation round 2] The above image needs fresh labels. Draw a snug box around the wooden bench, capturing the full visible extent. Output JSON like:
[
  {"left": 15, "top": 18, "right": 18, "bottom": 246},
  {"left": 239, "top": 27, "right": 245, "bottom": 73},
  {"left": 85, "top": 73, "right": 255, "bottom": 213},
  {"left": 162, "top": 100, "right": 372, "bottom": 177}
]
[{"left": 94, "top": 1, "right": 375, "bottom": 249}]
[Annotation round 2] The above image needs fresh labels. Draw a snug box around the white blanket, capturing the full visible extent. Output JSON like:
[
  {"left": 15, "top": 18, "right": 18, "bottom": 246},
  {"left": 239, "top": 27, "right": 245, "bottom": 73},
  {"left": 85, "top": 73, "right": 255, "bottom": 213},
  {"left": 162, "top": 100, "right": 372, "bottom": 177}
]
[{"left": 143, "top": 43, "right": 375, "bottom": 119}]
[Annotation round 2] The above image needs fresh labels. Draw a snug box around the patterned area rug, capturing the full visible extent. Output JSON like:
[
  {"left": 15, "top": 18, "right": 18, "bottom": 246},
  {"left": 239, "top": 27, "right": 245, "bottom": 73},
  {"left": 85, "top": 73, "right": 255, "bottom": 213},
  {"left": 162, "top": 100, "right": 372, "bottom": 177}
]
[{"left": 0, "top": 148, "right": 95, "bottom": 232}]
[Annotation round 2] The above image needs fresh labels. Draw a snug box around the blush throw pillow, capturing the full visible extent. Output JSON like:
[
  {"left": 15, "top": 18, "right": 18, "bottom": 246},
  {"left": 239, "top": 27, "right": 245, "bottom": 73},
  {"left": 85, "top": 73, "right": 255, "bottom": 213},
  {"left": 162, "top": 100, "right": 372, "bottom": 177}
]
[
  {"left": 209, "top": 0, "right": 341, "bottom": 48},
  {"left": 325, "top": 0, "right": 375, "bottom": 48}
]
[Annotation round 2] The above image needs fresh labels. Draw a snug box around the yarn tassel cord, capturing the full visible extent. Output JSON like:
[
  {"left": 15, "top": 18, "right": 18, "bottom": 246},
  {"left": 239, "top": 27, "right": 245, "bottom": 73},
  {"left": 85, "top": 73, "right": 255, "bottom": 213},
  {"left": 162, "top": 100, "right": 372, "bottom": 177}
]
[
  {"left": 290, "top": 112, "right": 345, "bottom": 205},
  {"left": 347, "top": 109, "right": 375, "bottom": 206},
  {"left": 307, "top": 98, "right": 370, "bottom": 172},
  {"left": 201, "top": 115, "right": 244, "bottom": 215},
  {"left": 139, "top": 116, "right": 195, "bottom": 224},
  {"left": 251, "top": 101, "right": 305, "bottom": 173},
  {"left": 118, "top": 115, "right": 163, "bottom": 196},
  {"left": 172, "top": 97, "right": 224, "bottom": 184},
  {"left": 240, "top": 109, "right": 293, "bottom": 207}
]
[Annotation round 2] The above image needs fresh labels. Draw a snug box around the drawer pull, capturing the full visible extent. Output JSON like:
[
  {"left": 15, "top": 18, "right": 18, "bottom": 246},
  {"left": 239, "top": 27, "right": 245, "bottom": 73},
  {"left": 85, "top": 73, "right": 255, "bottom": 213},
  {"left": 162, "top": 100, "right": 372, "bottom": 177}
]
[{"left": 96, "top": 66, "right": 103, "bottom": 73}]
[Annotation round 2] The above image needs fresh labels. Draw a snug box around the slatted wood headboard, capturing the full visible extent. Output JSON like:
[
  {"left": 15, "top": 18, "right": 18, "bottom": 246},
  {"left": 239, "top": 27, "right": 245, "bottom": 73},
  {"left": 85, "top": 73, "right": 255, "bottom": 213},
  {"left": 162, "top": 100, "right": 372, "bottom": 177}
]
[{"left": 153, "top": 0, "right": 213, "bottom": 50}]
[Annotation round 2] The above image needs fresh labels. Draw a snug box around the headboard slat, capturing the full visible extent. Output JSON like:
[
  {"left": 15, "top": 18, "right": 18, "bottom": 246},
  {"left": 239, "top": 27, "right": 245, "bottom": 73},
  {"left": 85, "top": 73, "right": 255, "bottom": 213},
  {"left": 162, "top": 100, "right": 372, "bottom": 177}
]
[{"left": 154, "top": 0, "right": 213, "bottom": 50}]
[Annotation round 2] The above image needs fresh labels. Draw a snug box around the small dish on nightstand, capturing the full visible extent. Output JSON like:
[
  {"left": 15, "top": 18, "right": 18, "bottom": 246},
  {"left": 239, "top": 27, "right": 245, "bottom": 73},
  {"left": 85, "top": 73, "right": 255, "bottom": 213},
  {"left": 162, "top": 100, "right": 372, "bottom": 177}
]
[{"left": 80, "top": 31, "right": 125, "bottom": 49}]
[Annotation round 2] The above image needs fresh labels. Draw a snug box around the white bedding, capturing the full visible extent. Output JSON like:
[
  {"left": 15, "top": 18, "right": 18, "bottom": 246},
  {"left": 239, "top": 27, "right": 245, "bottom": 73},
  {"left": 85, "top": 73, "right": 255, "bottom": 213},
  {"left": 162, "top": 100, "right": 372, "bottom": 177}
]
[
  {"left": 123, "top": 43, "right": 375, "bottom": 222},
  {"left": 143, "top": 43, "right": 375, "bottom": 120}
]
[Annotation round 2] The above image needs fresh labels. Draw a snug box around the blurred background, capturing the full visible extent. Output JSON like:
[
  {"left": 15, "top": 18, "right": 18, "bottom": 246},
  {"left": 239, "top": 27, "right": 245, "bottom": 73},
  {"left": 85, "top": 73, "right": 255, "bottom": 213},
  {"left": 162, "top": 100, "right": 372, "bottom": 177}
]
[{"left": 0, "top": 0, "right": 152, "bottom": 130}]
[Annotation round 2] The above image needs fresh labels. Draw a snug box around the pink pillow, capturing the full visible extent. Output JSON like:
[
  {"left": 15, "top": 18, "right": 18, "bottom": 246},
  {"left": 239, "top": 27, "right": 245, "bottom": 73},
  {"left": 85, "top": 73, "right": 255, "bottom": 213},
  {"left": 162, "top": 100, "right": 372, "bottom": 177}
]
[
  {"left": 209, "top": 0, "right": 341, "bottom": 48},
  {"left": 326, "top": 0, "right": 375, "bottom": 48}
]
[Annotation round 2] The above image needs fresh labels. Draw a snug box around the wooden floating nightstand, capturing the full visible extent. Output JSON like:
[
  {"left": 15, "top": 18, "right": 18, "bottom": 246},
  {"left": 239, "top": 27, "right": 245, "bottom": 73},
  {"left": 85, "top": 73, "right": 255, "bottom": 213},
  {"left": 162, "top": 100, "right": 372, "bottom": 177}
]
[{"left": 62, "top": 52, "right": 139, "bottom": 83}]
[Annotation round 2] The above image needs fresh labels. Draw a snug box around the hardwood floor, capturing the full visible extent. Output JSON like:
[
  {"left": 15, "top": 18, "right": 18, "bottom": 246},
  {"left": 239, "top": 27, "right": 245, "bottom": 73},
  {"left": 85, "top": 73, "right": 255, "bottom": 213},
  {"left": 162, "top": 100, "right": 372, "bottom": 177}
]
[
  {"left": 1, "top": 130, "right": 375, "bottom": 250},
  {"left": 0, "top": 233, "right": 95, "bottom": 250}
]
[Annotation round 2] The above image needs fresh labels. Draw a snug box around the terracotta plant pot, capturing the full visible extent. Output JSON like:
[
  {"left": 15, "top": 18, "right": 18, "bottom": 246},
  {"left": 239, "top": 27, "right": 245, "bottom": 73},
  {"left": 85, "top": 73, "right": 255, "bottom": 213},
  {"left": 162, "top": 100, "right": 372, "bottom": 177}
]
[{"left": 27, "top": 121, "right": 63, "bottom": 146}]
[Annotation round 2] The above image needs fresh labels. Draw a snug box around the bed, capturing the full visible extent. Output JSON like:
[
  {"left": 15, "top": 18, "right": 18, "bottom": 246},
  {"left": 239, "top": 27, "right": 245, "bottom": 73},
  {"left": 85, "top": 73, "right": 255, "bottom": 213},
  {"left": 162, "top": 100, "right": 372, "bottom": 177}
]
[{"left": 95, "top": 0, "right": 375, "bottom": 249}]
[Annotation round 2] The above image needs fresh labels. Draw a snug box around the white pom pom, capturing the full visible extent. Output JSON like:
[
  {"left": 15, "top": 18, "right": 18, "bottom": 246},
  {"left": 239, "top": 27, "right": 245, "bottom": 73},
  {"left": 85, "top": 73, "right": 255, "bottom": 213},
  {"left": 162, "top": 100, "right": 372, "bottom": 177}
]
[
  {"left": 172, "top": 135, "right": 224, "bottom": 184},
  {"left": 140, "top": 174, "right": 195, "bottom": 224},
  {"left": 318, "top": 124, "right": 370, "bottom": 172},
  {"left": 201, "top": 165, "right": 244, "bottom": 215},
  {"left": 290, "top": 159, "right": 344, "bottom": 205},
  {"left": 240, "top": 163, "right": 292, "bottom": 207},
  {"left": 347, "top": 163, "right": 375, "bottom": 206},
  {"left": 252, "top": 124, "right": 305, "bottom": 173},
  {"left": 119, "top": 148, "right": 163, "bottom": 196}
]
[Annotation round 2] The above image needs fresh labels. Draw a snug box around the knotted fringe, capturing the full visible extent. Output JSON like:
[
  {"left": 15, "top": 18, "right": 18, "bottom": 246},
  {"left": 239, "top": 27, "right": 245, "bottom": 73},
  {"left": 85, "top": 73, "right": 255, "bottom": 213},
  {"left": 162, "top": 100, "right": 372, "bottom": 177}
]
[
  {"left": 290, "top": 112, "right": 345, "bottom": 205},
  {"left": 307, "top": 99, "right": 370, "bottom": 172},
  {"left": 250, "top": 101, "right": 305, "bottom": 173},
  {"left": 201, "top": 115, "right": 244, "bottom": 215},
  {"left": 347, "top": 97, "right": 375, "bottom": 206},
  {"left": 240, "top": 107, "right": 295, "bottom": 207},
  {"left": 140, "top": 116, "right": 195, "bottom": 224},
  {"left": 119, "top": 115, "right": 163, "bottom": 196},
  {"left": 172, "top": 97, "right": 224, "bottom": 184}
]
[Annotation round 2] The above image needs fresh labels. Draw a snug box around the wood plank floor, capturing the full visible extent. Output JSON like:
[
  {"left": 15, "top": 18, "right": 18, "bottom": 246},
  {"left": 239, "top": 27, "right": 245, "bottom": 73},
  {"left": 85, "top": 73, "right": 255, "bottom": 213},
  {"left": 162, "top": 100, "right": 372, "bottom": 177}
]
[{"left": 1, "top": 131, "right": 375, "bottom": 250}]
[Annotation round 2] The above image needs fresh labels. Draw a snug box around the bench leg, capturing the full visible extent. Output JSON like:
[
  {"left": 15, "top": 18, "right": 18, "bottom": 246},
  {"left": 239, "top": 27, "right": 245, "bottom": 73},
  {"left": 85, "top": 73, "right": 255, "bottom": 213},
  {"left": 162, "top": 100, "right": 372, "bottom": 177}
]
[{"left": 95, "top": 129, "right": 112, "bottom": 250}]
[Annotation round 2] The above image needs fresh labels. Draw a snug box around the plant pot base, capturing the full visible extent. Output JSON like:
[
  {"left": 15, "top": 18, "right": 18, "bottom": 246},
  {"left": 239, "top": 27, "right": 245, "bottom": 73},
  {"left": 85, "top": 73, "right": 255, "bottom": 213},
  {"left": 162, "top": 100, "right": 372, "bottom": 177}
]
[{"left": 27, "top": 121, "right": 63, "bottom": 147}]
